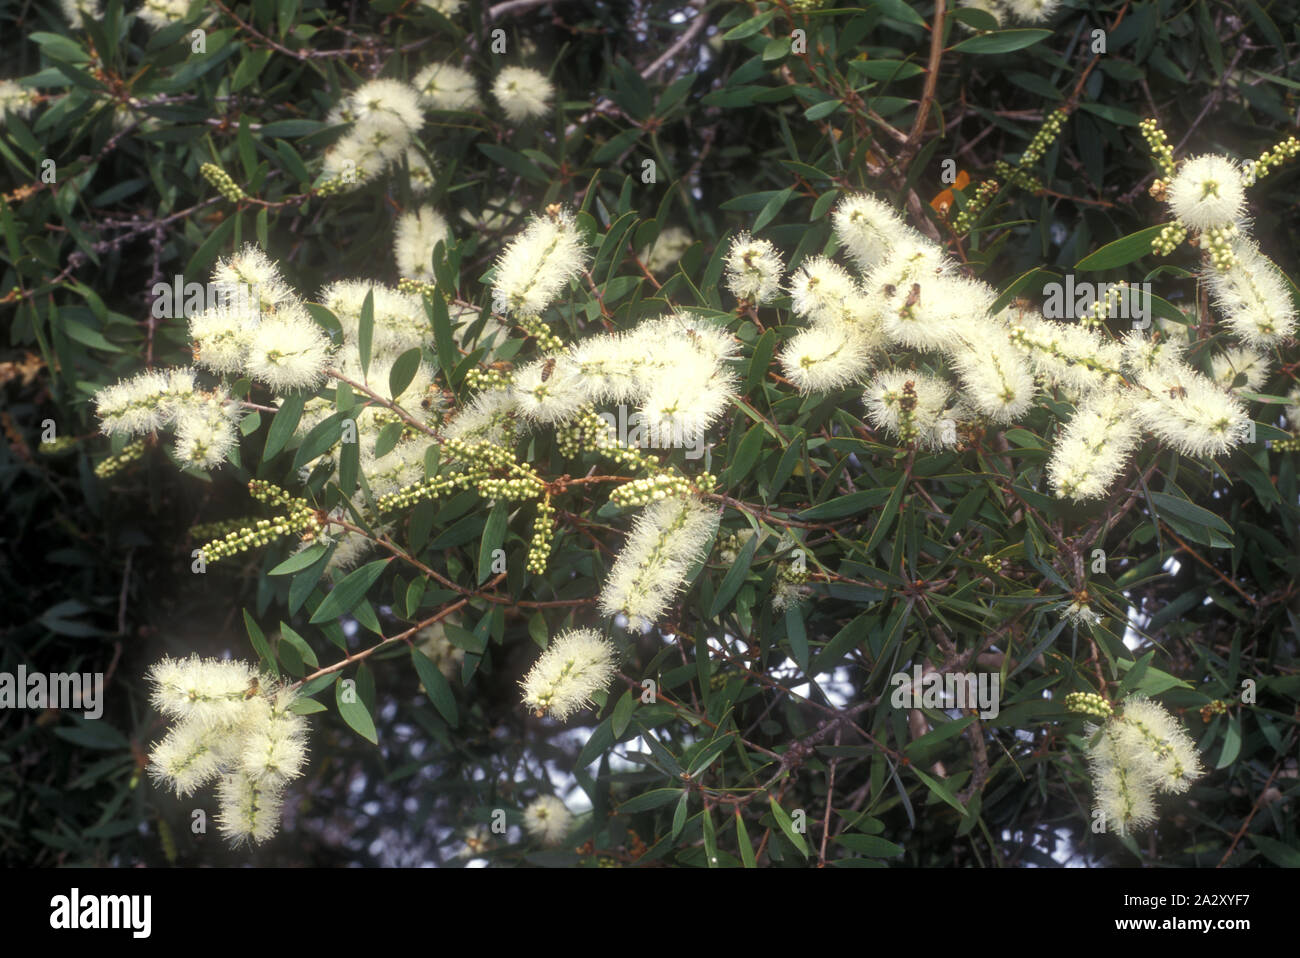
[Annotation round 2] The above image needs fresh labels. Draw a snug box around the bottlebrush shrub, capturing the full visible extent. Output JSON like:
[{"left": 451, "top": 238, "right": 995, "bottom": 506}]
[
  {"left": 89, "top": 123, "right": 1299, "bottom": 852},
  {"left": 10, "top": 0, "right": 1300, "bottom": 868}
]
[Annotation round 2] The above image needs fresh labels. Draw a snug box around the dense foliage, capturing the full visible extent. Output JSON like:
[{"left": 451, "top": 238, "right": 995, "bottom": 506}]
[{"left": 2, "top": 0, "right": 1299, "bottom": 867}]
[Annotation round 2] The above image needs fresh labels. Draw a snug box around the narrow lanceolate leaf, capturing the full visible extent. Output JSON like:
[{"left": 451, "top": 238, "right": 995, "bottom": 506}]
[
  {"left": 769, "top": 796, "right": 809, "bottom": 858},
  {"left": 263, "top": 393, "right": 304, "bottom": 460},
  {"left": 309, "top": 559, "right": 389, "bottom": 624},
  {"left": 335, "top": 674, "right": 378, "bottom": 744},
  {"left": 410, "top": 646, "right": 458, "bottom": 727},
  {"left": 357, "top": 288, "right": 375, "bottom": 378}
]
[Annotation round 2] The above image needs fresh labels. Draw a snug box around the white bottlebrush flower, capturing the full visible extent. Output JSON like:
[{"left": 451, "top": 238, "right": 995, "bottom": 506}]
[
  {"left": 788, "top": 255, "right": 871, "bottom": 328},
  {"left": 403, "top": 146, "right": 437, "bottom": 194},
  {"left": 1165, "top": 154, "right": 1247, "bottom": 230},
  {"left": 418, "top": 0, "right": 463, "bottom": 15},
  {"left": 59, "top": 0, "right": 101, "bottom": 28},
  {"left": 878, "top": 274, "right": 991, "bottom": 353},
  {"left": 416, "top": 622, "right": 466, "bottom": 680},
  {"left": 1210, "top": 347, "right": 1270, "bottom": 393},
  {"left": 492, "top": 209, "right": 589, "bottom": 317},
  {"left": 634, "top": 312, "right": 741, "bottom": 367},
  {"left": 1134, "top": 362, "right": 1251, "bottom": 458},
  {"left": 216, "top": 771, "right": 286, "bottom": 846},
  {"left": 1085, "top": 695, "right": 1203, "bottom": 837},
  {"left": 394, "top": 205, "right": 451, "bottom": 281},
  {"left": 237, "top": 695, "right": 310, "bottom": 788},
  {"left": 1087, "top": 723, "right": 1159, "bottom": 838},
  {"left": 1046, "top": 388, "right": 1141, "bottom": 501},
  {"left": 724, "top": 232, "right": 784, "bottom": 304},
  {"left": 511, "top": 355, "right": 589, "bottom": 423},
  {"left": 413, "top": 62, "right": 481, "bottom": 112},
  {"left": 146, "top": 658, "right": 311, "bottom": 846},
  {"left": 190, "top": 304, "right": 258, "bottom": 374},
  {"left": 1112, "top": 697, "right": 1204, "bottom": 794},
  {"left": 137, "top": 0, "right": 193, "bottom": 30},
  {"left": 569, "top": 332, "right": 650, "bottom": 404},
  {"left": 173, "top": 395, "right": 241, "bottom": 470},
  {"left": 778, "top": 325, "right": 874, "bottom": 394},
  {"left": 520, "top": 627, "right": 618, "bottom": 721},
  {"left": 491, "top": 66, "right": 554, "bottom": 121},
  {"left": 1205, "top": 238, "right": 1297, "bottom": 347},
  {"left": 94, "top": 369, "right": 174, "bottom": 436},
  {"left": 1011, "top": 316, "right": 1125, "bottom": 396},
  {"left": 361, "top": 439, "right": 431, "bottom": 498},
  {"left": 1004, "top": 0, "right": 1060, "bottom": 21},
  {"left": 321, "top": 280, "right": 431, "bottom": 358},
  {"left": 442, "top": 389, "right": 520, "bottom": 447},
  {"left": 147, "top": 716, "right": 224, "bottom": 798},
  {"left": 522, "top": 795, "right": 573, "bottom": 846},
  {"left": 146, "top": 655, "right": 259, "bottom": 727},
  {"left": 0, "top": 79, "right": 38, "bottom": 121},
  {"left": 244, "top": 309, "right": 334, "bottom": 391},
  {"left": 639, "top": 226, "right": 694, "bottom": 274},
  {"left": 599, "top": 495, "right": 719, "bottom": 632},
  {"left": 1120, "top": 329, "right": 1185, "bottom": 378},
  {"left": 321, "top": 134, "right": 387, "bottom": 190},
  {"left": 336, "top": 79, "right": 424, "bottom": 135},
  {"left": 950, "top": 323, "right": 1036, "bottom": 423},
  {"left": 1286, "top": 386, "right": 1300, "bottom": 430},
  {"left": 832, "top": 192, "right": 920, "bottom": 273},
  {"left": 862, "top": 369, "right": 954, "bottom": 449},
  {"left": 638, "top": 350, "right": 738, "bottom": 442},
  {"left": 211, "top": 244, "right": 295, "bottom": 314}
]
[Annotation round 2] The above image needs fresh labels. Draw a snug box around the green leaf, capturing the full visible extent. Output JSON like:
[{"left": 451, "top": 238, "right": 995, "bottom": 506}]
[
  {"left": 612, "top": 689, "right": 638, "bottom": 738},
  {"left": 798, "top": 487, "right": 892, "bottom": 520},
  {"left": 768, "top": 796, "right": 809, "bottom": 858},
  {"left": 309, "top": 559, "right": 389, "bottom": 624},
  {"left": 243, "top": 610, "right": 278, "bottom": 677},
  {"left": 278, "top": 623, "right": 319, "bottom": 668},
  {"left": 357, "top": 288, "right": 375, "bottom": 378},
  {"left": 951, "top": 29, "right": 1052, "bottom": 55},
  {"left": 835, "top": 834, "right": 905, "bottom": 858},
  {"left": 263, "top": 393, "right": 304, "bottom": 460},
  {"left": 735, "top": 810, "right": 757, "bottom": 868},
  {"left": 911, "top": 765, "right": 967, "bottom": 815},
  {"left": 1147, "top": 491, "right": 1234, "bottom": 538},
  {"left": 708, "top": 532, "right": 758, "bottom": 619},
  {"left": 617, "top": 787, "right": 683, "bottom": 814},
  {"left": 722, "top": 9, "right": 775, "bottom": 40},
  {"left": 268, "top": 543, "right": 328, "bottom": 576},
  {"left": 477, "top": 502, "right": 508, "bottom": 585},
  {"left": 1074, "top": 225, "right": 1167, "bottom": 271},
  {"left": 410, "top": 646, "right": 458, "bottom": 726},
  {"left": 335, "top": 674, "right": 378, "bottom": 745},
  {"left": 388, "top": 347, "right": 422, "bottom": 400}
]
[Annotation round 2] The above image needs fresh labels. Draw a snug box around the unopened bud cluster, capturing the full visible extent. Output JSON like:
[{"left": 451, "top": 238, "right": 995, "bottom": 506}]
[
  {"left": 608, "top": 473, "right": 696, "bottom": 508},
  {"left": 526, "top": 495, "right": 556, "bottom": 574},
  {"left": 198, "top": 481, "right": 322, "bottom": 563},
  {"left": 201, "top": 161, "right": 246, "bottom": 202},
  {"left": 1139, "top": 117, "right": 1176, "bottom": 178},
  {"left": 93, "top": 438, "right": 147, "bottom": 478}
]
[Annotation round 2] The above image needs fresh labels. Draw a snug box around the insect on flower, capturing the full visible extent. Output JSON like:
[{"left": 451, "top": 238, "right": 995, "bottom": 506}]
[{"left": 540, "top": 357, "right": 557, "bottom": 382}]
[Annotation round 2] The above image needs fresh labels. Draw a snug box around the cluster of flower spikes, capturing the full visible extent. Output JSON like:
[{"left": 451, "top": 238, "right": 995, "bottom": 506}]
[
  {"left": 146, "top": 655, "right": 311, "bottom": 846},
  {"left": 737, "top": 179, "right": 1290, "bottom": 504},
  {"left": 1066, "top": 692, "right": 1204, "bottom": 837},
  {"left": 1142, "top": 121, "right": 1300, "bottom": 431},
  {"left": 92, "top": 246, "right": 335, "bottom": 471},
  {"left": 318, "top": 61, "right": 554, "bottom": 195}
]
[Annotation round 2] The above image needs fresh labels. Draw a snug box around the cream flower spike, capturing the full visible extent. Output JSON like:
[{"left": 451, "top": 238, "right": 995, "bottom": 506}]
[{"left": 519, "top": 628, "right": 618, "bottom": 720}]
